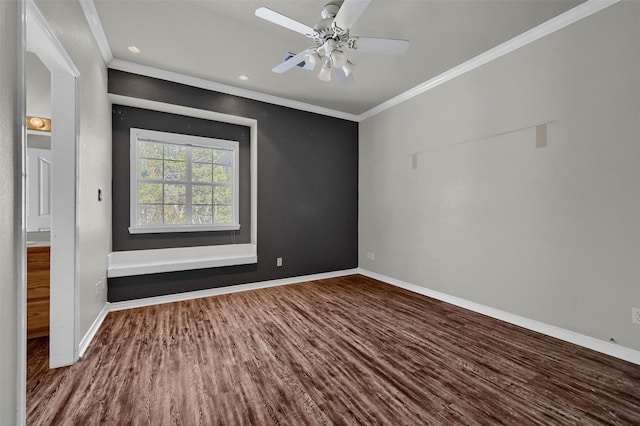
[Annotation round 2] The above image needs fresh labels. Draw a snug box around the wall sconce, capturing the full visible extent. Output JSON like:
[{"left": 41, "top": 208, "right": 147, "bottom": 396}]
[{"left": 26, "top": 116, "right": 51, "bottom": 132}]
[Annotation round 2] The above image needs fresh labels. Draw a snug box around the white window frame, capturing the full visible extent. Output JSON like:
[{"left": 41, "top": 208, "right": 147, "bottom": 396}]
[{"left": 129, "top": 128, "right": 241, "bottom": 234}]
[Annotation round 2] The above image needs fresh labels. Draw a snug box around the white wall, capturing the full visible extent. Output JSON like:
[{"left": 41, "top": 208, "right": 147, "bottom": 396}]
[
  {"left": 0, "top": 0, "right": 22, "bottom": 423},
  {"left": 26, "top": 51, "right": 51, "bottom": 119},
  {"left": 360, "top": 1, "right": 640, "bottom": 351},
  {"left": 36, "top": 0, "right": 111, "bottom": 339}
]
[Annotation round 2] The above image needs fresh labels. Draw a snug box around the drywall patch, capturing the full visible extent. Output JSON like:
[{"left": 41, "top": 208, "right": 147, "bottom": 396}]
[
  {"left": 536, "top": 124, "right": 548, "bottom": 148},
  {"left": 410, "top": 153, "right": 418, "bottom": 170}
]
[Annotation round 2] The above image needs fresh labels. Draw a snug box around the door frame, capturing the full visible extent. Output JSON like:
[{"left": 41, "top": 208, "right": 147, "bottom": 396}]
[{"left": 26, "top": 0, "right": 80, "bottom": 368}]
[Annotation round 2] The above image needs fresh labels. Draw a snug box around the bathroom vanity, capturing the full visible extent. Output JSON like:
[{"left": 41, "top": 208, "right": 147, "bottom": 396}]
[{"left": 27, "top": 244, "right": 50, "bottom": 339}]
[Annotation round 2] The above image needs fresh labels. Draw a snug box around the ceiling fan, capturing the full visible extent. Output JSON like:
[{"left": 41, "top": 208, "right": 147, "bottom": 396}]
[{"left": 255, "top": 0, "right": 409, "bottom": 84}]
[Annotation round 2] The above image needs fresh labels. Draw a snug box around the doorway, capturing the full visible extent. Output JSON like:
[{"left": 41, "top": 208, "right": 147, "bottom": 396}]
[
  {"left": 25, "top": 51, "right": 52, "bottom": 345},
  {"left": 26, "top": 0, "right": 79, "bottom": 369}
]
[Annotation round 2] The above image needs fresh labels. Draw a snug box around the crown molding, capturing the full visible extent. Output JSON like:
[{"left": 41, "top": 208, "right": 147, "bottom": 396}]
[
  {"left": 109, "top": 59, "right": 359, "bottom": 122},
  {"left": 78, "top": 0, "right": 113, "bottom": 64},
  {"left": 79, "top": 0, "right": 357, "bottom": 120},
  {"left": 80, "top": 0, "right": 617, "bottom": 122},
  {"left": 357, "top": 0, "right": 620, "bottom": 121}
]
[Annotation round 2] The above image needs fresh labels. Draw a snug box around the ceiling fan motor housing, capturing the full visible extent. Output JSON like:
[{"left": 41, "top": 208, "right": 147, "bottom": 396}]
[
  {"left": 321, "top": 3, "right": 341, "bottom": 19},
  {"left": 312, "top": 7, "right": 350, "bottom": 53}
]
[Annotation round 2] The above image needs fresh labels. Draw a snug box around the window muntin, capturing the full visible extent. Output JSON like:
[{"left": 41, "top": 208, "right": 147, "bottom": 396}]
[{"left": 129, "top": 128, "right": 240, "bottom": 233}]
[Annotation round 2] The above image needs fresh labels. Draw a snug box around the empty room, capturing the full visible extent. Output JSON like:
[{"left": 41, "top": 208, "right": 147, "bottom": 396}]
[{"left": 2, "top": 0, "right": 640, "bottom": 424}]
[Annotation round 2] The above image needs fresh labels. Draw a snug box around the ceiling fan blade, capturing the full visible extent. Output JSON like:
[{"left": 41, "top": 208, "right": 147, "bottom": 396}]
[
  {"left": 333, "top": 0, "right": 371, "bottom": 30},
  {"left": 334, "top": 67, "right": 354, "bottom": 86},
  {"left": 351, "top": 37, "right": 409, "bottom": 55},
  {"left": 255, "top": 7, "right": 316, "bottom": 37},
  {"left": 272, "top": 50, "right": 311, "bottom": 74}
]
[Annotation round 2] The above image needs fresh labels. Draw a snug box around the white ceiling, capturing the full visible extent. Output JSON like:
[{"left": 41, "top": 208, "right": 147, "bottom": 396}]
[{"left": 92, "top": 0, "right": 583, "bottom": 115}]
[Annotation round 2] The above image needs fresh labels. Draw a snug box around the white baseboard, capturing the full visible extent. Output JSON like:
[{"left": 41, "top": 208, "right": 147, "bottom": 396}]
[
  {"left": 356, "top": 268, "right": 640, "bottom": 366},
  {"left": 78, "top": 303, "right": 109, "bottom": 358},
  {"left": 80, "top": 267, "right": 639, "bottom": 366},
  {"left": 79, "top": 269, "right": 357, "bottom": 354},
  {"left": 108, "top": 268, "right": 360, "bottom": 312}
]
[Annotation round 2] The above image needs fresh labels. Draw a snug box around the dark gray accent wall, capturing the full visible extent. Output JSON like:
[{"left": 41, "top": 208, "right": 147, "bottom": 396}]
[{"left": 108, "top": 70, "right": 358, "bottom": 301}]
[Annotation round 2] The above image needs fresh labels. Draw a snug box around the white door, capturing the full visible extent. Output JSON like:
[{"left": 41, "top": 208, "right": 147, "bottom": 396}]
[{"left": 26, "top": 146, "right": 52, "bottom": 232}]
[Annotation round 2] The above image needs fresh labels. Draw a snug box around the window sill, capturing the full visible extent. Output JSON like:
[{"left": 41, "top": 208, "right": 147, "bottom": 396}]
[
  {"left": 107, "top": 243, "right": 257, "bottom": 278},
  {"left": 129, "top": 224, "right": 241, "bottom": 234}
]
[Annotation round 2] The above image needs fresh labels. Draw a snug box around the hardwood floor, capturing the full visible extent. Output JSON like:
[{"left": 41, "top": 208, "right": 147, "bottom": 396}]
[{"left": 27, "top": 275, "right": 640, "bottom": 425}]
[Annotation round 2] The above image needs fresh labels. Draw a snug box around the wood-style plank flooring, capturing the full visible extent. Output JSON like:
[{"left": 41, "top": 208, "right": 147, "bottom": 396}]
[{"left": 27, "top": 275, "right": 640, "bottom": 425}]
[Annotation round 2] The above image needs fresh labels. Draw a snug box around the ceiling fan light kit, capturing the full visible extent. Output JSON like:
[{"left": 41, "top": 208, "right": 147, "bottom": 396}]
[
  {"left": 342, "top": 60, "right": 355, "bottom": 77},
  {"left": 305, "top": 51, "right": 322, "bottom": 70},
  {"left": 330, "top": 49, "right": 347, "bottom": 68},
  {"left": 319, "top": 62, "right": 333, "bottom": 81},
  {"left": 256, "top": 0, "right": 409, "bottom": 85}
]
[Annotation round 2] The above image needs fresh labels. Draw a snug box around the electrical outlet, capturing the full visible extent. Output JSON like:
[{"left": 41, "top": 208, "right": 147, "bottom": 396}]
[
  {"left": 276, "top": 257, "right": 283, "bottom": 267},
  {"left": 366, "top": 251, "right": 375, "bottom": 261},
  {"left": 632, "top": 308, "right": 640, "bottom": 325}
]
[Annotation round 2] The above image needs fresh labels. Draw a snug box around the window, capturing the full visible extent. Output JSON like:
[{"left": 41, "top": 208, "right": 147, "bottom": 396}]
[{"left": 129, "top": 128, "right": 240, "bottom": 233}]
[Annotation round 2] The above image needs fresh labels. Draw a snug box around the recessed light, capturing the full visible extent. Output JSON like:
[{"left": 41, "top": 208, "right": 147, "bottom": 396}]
[
  {"left": 238, "top": 75, "right": 249, "bottom": 81},
  {"left": 30, "top": 117, "right": 44, "bottom": 128},
  {"left": 127, "top": 45, "right": 141, "bottom": 53},
  {"left": 26, "top": 116, "right": 51, "bottom": 131}
]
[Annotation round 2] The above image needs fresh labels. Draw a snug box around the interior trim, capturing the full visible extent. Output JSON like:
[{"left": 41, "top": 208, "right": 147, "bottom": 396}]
[
  {"left": 82, "top": 0, "right": 358, "bottom": 122},
  {"left": 27, "top": 0, "right": 81, "bottom": 369},
  {"left": 357, "top": 268, "right": 640, "bottom": 366},
  {"left": 84, "top": 1, "right": 619, "bottom": 123},
  {"left": 81, "top": 267, "right": 639, "bottom": 366},
  {"left": 357, "top": 0, "right": 620, "bottom": 121},
  {"left": 27, "top": 0, "right": 80, "bottom": 77},
  {"left": 78, "top": 0, "right": 113, "bottom": 64},
  {"left": 17, "top": 1, "right": 27, "bottom": 424},
  {"left": 109, "top": 59, "right": 360, "bottom": 122},
  {"left": 78, "top": 303, "right": 109, "bottom": 358},
  {"left": 107, "top": 268, "right": 360, "bottom": 312},
  {"left": 109, "top": 94, "right": 258, "bottom": 250},
  {"left": 86, "top": 271, "right": 362, "bottom": 356},
  {"left": 107, "top": 244, "right": 258, "bottom": 278},
  {"left": 80, "top": 269, "right": 356, "bottom": 359}
]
